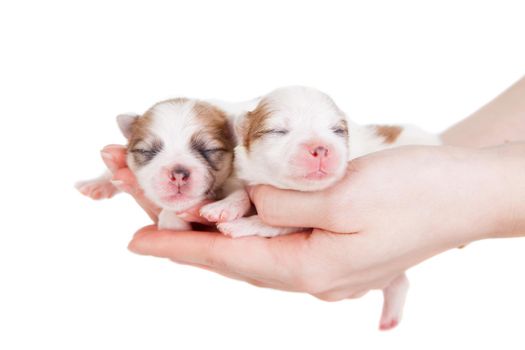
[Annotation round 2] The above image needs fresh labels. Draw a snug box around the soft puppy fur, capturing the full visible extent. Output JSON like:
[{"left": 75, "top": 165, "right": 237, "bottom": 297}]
[
  {"left": 77, "top": 98, "right": 253, "bottom": 230},
  {"left": 217, "top": 86, "right": 441, "bottom": 238},
  {"left": 210, "top": 86, "right": 440, "bottom": 331},
  {"left": 120, "top": 99, "right": 234, "bottom": 213},
  {"left": 234, "top": 86, "right": 350, "bottom": 191}
]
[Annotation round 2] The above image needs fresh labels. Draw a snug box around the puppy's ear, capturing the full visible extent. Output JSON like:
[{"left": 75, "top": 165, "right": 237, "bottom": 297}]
[{"left": 116, "top": 113, "right": 139, "bottom": 139}]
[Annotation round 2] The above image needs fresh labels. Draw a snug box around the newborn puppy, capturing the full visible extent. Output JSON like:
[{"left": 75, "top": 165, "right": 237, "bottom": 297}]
[
  {"left": 215, "top": 86, "right": 351, "bottom": 236},
  {"left": 77, "top": 98, "right": 253, "bottom": 230},
  {"left": 218, "top": 86, "right": 441, "bottom": 236},
  {"left": 211, "top": 86, "right": 440, "bottom": 330}
]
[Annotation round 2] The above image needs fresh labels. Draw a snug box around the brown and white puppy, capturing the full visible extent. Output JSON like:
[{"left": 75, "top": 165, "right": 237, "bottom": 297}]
[
  {"left": 217, "top": 86, "right": 441, "bottom": 237},
  {"left": 208, "top": 86, "right": 440, "bottom": 330},
  {"left": 77, "top": 98, "right": 254, "bottom": 230}
]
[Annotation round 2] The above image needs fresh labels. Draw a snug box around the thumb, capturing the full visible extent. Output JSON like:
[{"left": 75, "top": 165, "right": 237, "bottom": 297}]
[
  {"left": 101, "top": 144, "right": 127, "bottom": 173},
  {"left": 248, "top": 185, "right": 333, "bottom": 230}
]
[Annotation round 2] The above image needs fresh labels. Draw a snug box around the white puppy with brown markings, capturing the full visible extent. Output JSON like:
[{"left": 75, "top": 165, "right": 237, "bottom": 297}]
[
  {"left": 77, "top": 98, "right": 255, "bottom": 230},
  {"left": 209, "top": 86, "right": 440, "bottom": 330}
]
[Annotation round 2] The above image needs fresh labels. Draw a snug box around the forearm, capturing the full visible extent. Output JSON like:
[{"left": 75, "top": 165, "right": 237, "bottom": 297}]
[
  {"left": 431, "top": 143, "right": 525, "bottom": 249},
  {"left": 441, "top": 76, "right": 525, "bottom": 147},
  {"left": 484, "top": 142, "right": 525, "bottom": 238}
]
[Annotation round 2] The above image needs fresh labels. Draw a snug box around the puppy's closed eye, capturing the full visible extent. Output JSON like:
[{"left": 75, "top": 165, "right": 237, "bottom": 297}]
[
  {"left": 331, "top": 120, "right": 348, "bottom": 137},
  {"left": 191, "top": 137, "right": 229, "bottom": 171},
  {"left": 130, "top": 141, "right": 163, "bottom": 164},
  {"left": 203, "top": 147, "right": 226, "bottom": 153},
  {"left": 200, "top": 147, "right": 227, "bottom": 158},
  {"left": 332, "top": 127, "right": 347, "bottom": 136},
  {"left": 258, "top": 129, "right": 289, "bottom": 136}
]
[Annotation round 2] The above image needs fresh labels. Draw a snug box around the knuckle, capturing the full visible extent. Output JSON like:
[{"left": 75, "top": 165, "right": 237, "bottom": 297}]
[
  {"left": 346, "top": 292, "right": 363, "bottom": 299},
  {"left": 323, "top": 201, "right": 346, "bottom": 232},
  {"left": 347, "top": 290, "right": 369, "bottom": 299},
  {"left": 254, "top": 192, "right": 277, "bottom": 225},
  {"left": 293, "top": 266, "right": 326, "bottom": 294},
  {"left": 249, "top": 185, "right": 265, "bottom": 207},
  {"left": 296, "top": 276, "right": 322, "bottom": 294},
  {"left": 323, "top": 188, "right": 354, "bottom": 233},
  {"left": 314, "top": 292, "right": 344, "bottom": 302}
]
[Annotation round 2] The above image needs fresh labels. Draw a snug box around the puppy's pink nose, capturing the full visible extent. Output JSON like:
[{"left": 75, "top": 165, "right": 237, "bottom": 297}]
[
  {"left": 309, "top": 146, "right": 328, "bottom": 158},
  {"left": 170, "top": 166, "right": 191, "bottom": 183}
]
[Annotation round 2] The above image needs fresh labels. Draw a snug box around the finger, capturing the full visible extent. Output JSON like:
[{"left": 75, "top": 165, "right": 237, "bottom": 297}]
[
  {"left": 101, "top": 144, "right": 127, "bottom": 172},
  {"left": 314, "top": 288, "right": 369, "bottom": 302},
  {"left": 175, "top": 260, "right": 281, "bottom": 289},
  {"left": 132, "top": 227, "right": 259, "bottom": 282},
  {"left": 178, "top": 200, "right": 215, "bottom": 225},
  {"left": 347, "top": 290, "right": 369, "bottom": 299},
  {"left": 313, "top": 291, "right": 346, "bottom": 302},
  {"left": 248, "top": 185, "right": 332, "bottom": 230},
  {"left": 128, "top": 225, "right": 306, "bottom": 284},
  {"left": 111, "top": 168, "right": 139, "bottom": 192}
]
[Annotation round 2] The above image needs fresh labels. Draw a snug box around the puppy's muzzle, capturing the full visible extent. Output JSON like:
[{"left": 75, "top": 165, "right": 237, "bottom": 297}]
[{"left": 169, "top": 165, "right": 191, "bottom": 185}]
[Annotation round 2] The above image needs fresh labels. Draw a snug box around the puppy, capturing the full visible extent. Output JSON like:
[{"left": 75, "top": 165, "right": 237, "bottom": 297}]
[
  {"left": 77, "top": 98, "right": 254, "bottom": 230},
  {"left": 209, "top": 86, "right": 440, "bottom": 330}
]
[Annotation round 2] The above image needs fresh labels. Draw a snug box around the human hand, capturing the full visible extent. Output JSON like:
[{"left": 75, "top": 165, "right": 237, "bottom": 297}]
[{"left": 128, "top": 145, "right": 523, "bottom": 302}]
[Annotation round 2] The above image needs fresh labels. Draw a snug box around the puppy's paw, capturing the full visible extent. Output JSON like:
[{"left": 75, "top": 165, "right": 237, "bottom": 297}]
[
  {"left": 199, "top": 191, "right": 251, "bottom": 223},
  {"left": 217, "top": 220, "right": 257, "bottom": 238},
  {"left": 75, "top": 177, "right": 120, "bottom": 200},
  {"left": 217, "top": 215, "right": 303, "bottom": 238},
  {"left": 199, "top": 201, "right": 243, "bottom": 223}
]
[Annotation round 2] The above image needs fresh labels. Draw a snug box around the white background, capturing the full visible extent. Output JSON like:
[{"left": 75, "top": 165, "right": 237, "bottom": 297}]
[{"left": 1, "top": 1, "right": 524, "bottom": 349}]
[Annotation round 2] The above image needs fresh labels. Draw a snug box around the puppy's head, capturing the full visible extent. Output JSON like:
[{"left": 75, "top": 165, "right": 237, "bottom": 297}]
[
  {"left": 118, "top": 99, "right": 234, "bottom": 212},
  {"left": 234, "top": 86, "right": 349, "bottom": 191}
]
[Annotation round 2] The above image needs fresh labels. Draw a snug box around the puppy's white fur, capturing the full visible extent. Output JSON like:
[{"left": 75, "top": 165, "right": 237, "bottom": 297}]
[
  {"left": 77, "top": 98, "right": 255, "bottom": 230},
  {"left": 218, "top": 87, "right": 440, "bottom": 238},
  {"left": 212, "top": 86, "right": 440, "bottom": 331}
]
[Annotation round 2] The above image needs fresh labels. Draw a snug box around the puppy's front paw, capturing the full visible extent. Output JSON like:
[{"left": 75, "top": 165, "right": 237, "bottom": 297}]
[
  {"left": 75, "top": 177, "right": 119, "bottom": 200},
  {"left": 199, "top": 191, "right": 251, "bottom": 223},
  {"left": 217, "top": 220, "right": 256, "bottom": 238},
  {"left": 217, "top": 215, "right": 303, "bottom": 238},
  {"left": 200, "top": 202, "right": 243, "bottom": 223}
]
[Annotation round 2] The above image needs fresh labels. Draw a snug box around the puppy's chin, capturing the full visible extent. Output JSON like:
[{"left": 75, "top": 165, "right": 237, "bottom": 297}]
[
  {"left": 142, "top": 180, "right": 209, "bottom": 213},
  {"left": 285, "top": 171, "right": 342, "bottom": 191},
  {"left": 157, "top": 194, "right": 205, "bottom": 212}
]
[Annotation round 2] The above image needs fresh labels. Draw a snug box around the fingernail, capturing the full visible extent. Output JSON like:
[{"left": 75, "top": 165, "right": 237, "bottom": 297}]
[
  {"left": 110, "top": 179, "right": 123, "bottom": 187},
  {"left": 110, "top": 179, "right": 132, "bottom": 193},
  {"left": 101, "top": 151, "right": 117, "bottom": 172},
  {"left": 128, "top": 239, "right": 145, "bottom": 255},
  {"left": 178, "top": 212, "right": 190, "bottom": 220},
  {"left": 246, "top": 185, "right": 255, "bottom": 198},
  {"left": 103, "top": 144, "right": 126, "bottom": 152}
]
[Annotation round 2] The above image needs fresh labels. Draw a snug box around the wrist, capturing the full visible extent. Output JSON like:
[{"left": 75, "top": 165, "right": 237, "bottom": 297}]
[{"left": 434, "top": 143, "right": 525, "bottom": 248}]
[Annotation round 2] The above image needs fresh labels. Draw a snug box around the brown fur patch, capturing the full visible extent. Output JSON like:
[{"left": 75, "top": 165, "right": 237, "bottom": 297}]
[
  {"left": 127, "top": 98, "right": 190, "bottom": 150},
  {"left": 241, "top": 99, "right": 273, "bottom": 150},
  {"left": 190, "top": 101, "right": 235, "bottom": 193},
  {"left": 192, "top": 101, "right": 234, "bottom": 152},
  {"left": 374, "top": 125, "right": 403, "bottom": 144},
  {"left": 127, "top": 114, "right": 153, "bottom": 150}
]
